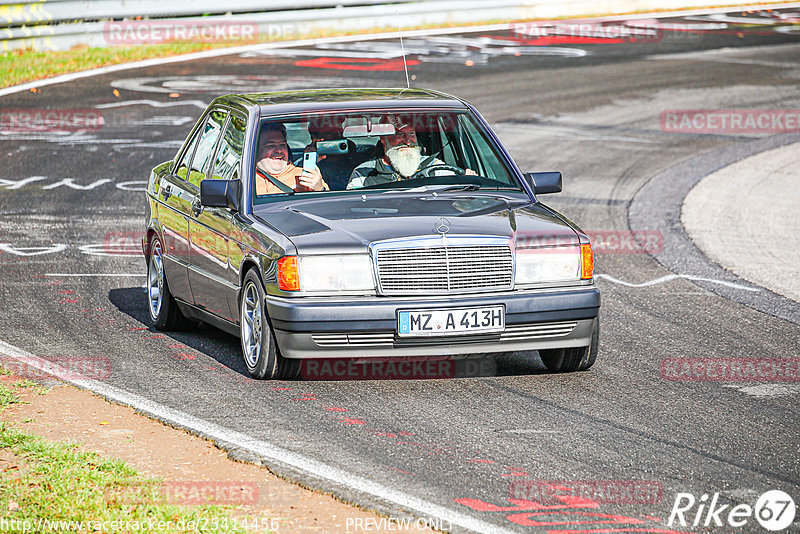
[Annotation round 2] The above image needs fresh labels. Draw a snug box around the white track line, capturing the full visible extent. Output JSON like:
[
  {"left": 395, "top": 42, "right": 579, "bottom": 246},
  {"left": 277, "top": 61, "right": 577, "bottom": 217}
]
[
  {"left": 44, "top": 273, "right": 145, "bottom": 277},
  {"left": 0, "top": 339, "right": 513, "bottom": 534},
  {"left": 595, "top": 273, "right": 760, "bottom": 291},
  {"left": 95, "top": 99, "right": 208, "bottom": 109}
]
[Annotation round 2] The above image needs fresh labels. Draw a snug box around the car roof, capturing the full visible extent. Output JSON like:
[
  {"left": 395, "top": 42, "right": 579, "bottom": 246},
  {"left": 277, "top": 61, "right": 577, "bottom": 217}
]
[{"left": 223, "top": 88, "right": 469, "bottom": 117}]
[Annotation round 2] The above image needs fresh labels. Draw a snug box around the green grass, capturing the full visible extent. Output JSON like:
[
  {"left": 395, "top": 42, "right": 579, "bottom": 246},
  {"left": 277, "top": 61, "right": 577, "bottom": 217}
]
[
  {"left": 0, "top": 384, "right": 19, "bottom": 409},
  {"left": 0, "top": 424, "right": 249, "bottom": 531},
  {"left": 12, "top": 379, "right": 39, "bottom": 389},
  {"left": 0, "top": 42, "right": 240, "bottom": 89}
]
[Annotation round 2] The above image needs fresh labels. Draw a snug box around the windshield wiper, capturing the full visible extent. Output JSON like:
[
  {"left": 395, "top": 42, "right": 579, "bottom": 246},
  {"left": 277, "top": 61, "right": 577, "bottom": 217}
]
[{"left": 382, "top": 184, "right": 481, "bottom": 194}]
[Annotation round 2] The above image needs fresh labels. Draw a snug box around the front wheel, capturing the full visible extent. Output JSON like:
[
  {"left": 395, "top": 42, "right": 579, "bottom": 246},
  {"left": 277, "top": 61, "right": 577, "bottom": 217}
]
[
  {"left": 240, "top": 270, "right": 299, "bottom": 380},
  {"left": 539, "top": 318, "right": 599, "bottom": 372},
  {"left": 147, "top": 235, "right": 187, "bottom": 331}
]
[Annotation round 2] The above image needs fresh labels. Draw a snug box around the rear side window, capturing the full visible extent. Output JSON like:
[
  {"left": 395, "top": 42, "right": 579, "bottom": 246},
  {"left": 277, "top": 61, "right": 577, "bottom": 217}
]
[
  {"left": 210, "top": 113, "right": 246, "bottom": 181},
  {"left": 187, "top": 109, "right": 228, "bottom": 188}
]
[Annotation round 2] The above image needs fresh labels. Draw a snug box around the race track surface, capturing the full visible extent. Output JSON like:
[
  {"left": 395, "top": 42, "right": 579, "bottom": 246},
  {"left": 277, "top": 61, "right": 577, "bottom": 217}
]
[{"left": 1, "top": 7, "right": 799, "bottom": 533}]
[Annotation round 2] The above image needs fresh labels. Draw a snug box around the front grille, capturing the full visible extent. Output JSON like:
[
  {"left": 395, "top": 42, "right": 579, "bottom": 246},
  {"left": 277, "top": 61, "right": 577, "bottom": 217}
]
[{"left": 375, "top": 240, "right": 513, "bottom": 295}]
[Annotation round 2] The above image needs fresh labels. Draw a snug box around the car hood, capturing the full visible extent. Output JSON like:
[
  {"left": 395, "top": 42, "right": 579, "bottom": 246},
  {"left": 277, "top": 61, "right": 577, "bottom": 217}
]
[{"left": 253, "top": 193, "right": 579, "bottom": 255}]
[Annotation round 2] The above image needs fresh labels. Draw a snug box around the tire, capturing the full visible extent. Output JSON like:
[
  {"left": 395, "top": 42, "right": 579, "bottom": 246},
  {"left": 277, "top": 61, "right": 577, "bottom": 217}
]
[
  {"left": 146, "top": 235, "right": 187, "bottom": 331},
  {"left": 539, "top": 318, "right": 599, "bottom": 373},
  {"left": 239, "top": 269, "right": 300, "bottom": 380}
]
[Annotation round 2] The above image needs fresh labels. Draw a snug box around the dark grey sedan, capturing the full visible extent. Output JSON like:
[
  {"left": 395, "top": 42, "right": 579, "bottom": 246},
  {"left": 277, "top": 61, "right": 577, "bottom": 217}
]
[{"left": 143, "top": 88, "right": 599, "bottom": 379}]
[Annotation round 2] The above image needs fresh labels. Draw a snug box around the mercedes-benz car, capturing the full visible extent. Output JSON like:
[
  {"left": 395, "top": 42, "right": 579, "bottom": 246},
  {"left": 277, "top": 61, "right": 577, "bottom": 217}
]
[{"left": 143, "top": 88, "right": 599, "bottom": 379}]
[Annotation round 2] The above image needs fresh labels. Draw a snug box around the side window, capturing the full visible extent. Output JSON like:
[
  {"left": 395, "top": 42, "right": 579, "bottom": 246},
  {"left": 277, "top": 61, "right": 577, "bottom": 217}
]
[
  {"left": 458, "top": 115, "right": 512, "bottom": 184},
  {"left": 210, "top": 113, "right": 246, "bottom": 180},
  {"left": 187, "top": 109, "right": 227, "bottom": 188},
  {"left": 175, "top": 122, "right": 204, "bottom": 181}
]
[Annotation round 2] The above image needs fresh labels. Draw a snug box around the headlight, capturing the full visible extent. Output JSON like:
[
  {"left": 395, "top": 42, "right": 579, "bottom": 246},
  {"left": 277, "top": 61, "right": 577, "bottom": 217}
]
[
  {"left": 514, "top": 245, "right": 583, "bottom": 284},
  {"left": 285, "top": 254, "right": 374, "bottom": 292}
]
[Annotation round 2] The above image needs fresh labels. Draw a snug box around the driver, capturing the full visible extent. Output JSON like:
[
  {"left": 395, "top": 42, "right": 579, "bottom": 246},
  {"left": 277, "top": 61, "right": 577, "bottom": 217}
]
[{"left": 346, "top": 115, "right": 445, "bottom": 190}]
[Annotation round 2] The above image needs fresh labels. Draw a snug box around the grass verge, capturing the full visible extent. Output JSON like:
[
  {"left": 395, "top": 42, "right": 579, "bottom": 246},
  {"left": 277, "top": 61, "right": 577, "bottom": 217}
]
[{"left": 0, "top": 383, "right": 248, "bottom": 532}]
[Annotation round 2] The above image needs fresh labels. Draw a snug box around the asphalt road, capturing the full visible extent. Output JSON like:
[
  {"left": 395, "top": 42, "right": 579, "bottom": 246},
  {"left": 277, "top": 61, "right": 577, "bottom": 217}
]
[{"left": 1, "top": 7, "right": 800, "bottom": 533}]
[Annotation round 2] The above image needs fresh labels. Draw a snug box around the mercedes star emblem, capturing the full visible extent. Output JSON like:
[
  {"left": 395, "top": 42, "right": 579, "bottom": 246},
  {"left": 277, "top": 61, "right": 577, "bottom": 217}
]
[{"left": 434, "top": 218, "right": 451, "bottom": 235}]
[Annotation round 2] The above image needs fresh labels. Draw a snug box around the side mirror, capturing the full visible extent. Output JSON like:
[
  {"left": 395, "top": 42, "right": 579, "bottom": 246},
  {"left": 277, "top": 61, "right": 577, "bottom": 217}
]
[
  {"left": 200, "top": 179, "right": 241, "bottom": 211},
  {"left": 524, "top": 171, "right": 562, "bottom": 195}
]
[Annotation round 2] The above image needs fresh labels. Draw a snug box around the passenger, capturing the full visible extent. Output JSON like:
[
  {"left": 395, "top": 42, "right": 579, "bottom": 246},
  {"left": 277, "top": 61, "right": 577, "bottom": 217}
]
[
  {"left": 346, "top": 115, "right": 474, "bottom": 189},
  {"left": 255, "top": 123, "right": 328, "bottom": 195}
]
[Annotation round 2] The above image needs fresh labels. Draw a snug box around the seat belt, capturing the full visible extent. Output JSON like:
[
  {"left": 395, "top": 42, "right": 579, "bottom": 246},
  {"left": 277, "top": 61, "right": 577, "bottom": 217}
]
[{"left": 256, "top": 169, "right": 295, "bottom": 194}]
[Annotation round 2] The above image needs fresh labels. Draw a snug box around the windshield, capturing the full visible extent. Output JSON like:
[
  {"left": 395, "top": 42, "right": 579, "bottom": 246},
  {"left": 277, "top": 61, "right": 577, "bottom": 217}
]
[{"left": 252, "top": 110, "right": 522, "bottom": 204}]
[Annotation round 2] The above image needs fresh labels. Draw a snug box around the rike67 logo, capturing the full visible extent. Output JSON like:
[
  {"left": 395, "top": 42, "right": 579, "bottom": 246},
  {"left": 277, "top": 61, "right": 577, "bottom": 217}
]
[{"left": 669, "top": 490, "right": 796, "bottom": 531}]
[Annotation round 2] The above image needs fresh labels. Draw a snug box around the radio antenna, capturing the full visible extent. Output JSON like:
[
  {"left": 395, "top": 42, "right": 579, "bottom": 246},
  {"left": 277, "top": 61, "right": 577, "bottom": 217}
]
[{"left": 397, "top": 13, "right": 410, "bottom": 88}]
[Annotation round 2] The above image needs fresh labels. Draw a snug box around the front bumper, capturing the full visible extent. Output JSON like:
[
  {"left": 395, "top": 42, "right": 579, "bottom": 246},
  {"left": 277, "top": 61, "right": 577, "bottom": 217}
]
[{"left": 267, "top": 285, "right": 600, "bottom": 359}]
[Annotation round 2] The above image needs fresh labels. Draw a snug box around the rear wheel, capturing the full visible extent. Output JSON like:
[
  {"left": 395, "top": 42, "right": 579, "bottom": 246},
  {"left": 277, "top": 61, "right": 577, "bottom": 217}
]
[
  {"left": 147, "top": 236, "right": 187, "bottom": 331},
  {"left": 240, "top": 269, "right": 300, "bottom": 380},
  {"left": 539, "top": 318, "right": 599, "bottom": 372}
]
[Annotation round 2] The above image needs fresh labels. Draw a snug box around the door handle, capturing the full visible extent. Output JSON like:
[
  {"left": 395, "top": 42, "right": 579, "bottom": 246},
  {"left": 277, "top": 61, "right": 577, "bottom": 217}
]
[{"left": 161, "top": 184, "right": 172, "bottom": 200}]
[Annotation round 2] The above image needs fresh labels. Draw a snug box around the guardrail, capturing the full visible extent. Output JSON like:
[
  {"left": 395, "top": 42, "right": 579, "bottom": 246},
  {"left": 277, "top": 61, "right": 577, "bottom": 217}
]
[
  {"left": 0, "top": 0, "right": 412, "bottom": 26},
  {"left": 0, "top": 0, "right": 532, "bottom": 51},
  {"left": 0, "top": 0, "right": 780, "bottom": 51}
]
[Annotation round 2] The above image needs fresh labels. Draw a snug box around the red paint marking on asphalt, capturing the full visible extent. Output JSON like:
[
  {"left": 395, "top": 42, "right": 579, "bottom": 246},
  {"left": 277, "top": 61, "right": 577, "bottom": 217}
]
[
  {"left": 144, "top": 334, "right": 166, "bottom": 339},
  {"left": 59, "top": 290, "right": 75, "bottom": 294},
  {"left": 172, "top": 352, "right": 196, "bottom": 360},
  {"left": 501, "top": 466, "right": 530, "bottom": 477},
  {"left": 131, "top": 327, "right": 148, "bottom": 331},
  {"left": 59, "top": 298, "right": 79, "bottom": 304},
  {"left": 373, "top": 432, "right": 397, "bottom": 438},
  {"left": 390, "top": 467, "right": 412, "bottom": 475},
  {"left": 294, "top": 57, "right": 421, "bottom": 71},
  {"left": 467, "top": 458, "right": 494, "bottom": 464},
  {"left": 398, "top": 431, "right": 414, "bottom": 436},
  {"left": 271, "top": 387, "right": 292, "bottom": 391},
  {"left": 167, "top": 344, "right": 183, "bottom": 349},
  {"left": 456, "top": 496, "right": 599, "bottom": 512},
  {"left": 339, "top": 417, "right": 366, "bottom": 425},
  {"left": 324, "top": 406, "right": 348, "bottom": 412}
]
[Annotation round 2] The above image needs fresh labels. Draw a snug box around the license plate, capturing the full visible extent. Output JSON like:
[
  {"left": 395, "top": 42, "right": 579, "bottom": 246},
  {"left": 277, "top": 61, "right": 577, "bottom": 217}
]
[{"left": 397, "top": 306, "right": 505, "bottom": 337}]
